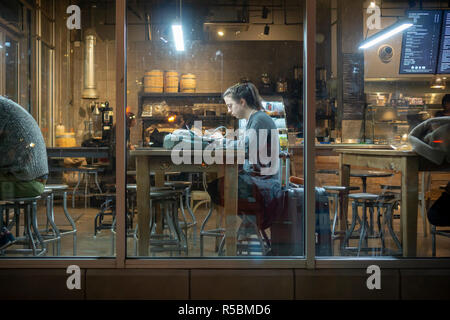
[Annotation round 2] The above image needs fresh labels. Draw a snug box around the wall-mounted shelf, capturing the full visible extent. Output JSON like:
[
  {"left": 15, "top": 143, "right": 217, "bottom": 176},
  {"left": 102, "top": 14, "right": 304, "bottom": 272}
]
[{"left": 138, "top": 92, "right": 235, "bottom": 145}]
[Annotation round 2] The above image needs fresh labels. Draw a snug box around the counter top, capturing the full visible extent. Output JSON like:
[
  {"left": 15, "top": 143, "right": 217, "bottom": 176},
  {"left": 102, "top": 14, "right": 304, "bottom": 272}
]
[{"left": 47, "top": 147, "right": 109, "bottom": 158}]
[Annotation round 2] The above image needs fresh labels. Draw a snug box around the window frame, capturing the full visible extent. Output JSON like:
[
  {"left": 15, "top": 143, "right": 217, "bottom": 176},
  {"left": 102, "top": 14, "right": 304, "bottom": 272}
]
[{"left": 1, "top": 0, "right": 450, "bottom": 270}]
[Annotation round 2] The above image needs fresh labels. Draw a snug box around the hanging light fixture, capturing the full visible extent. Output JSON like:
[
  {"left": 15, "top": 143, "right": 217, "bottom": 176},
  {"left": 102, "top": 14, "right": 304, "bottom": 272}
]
[
  {"left": 430, "top": 76, "right": 446, "bottom": 89},
  {"left": 359, "top": 19, "right": 413, "bottom": 50}
]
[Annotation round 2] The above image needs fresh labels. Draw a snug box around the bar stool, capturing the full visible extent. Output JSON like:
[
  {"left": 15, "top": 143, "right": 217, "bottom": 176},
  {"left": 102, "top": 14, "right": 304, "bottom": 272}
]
[
  {"left": 323, "top": 186, "right": 360, "bottom": 240},
  {"left": 164, "top": 181, "right": 197, "bottom": 245},
  {"left": 72, "top": 165, "right": 104, "bottom": 208},
  {"left": 43, "top": 184, "right": 77, "bottom": 255},
  {"left": 127, "top": 186, "right": 187, "bottom": 255},
  {"left": 0, "top": 196, "right": 47, "bottom": 256},
  {"left": 344, "top": 193, "right": 401, "bottom": 256},
  {"left": 350, "top": 170, "right": 394, "bottom": 236},
  {"left": 148, "top": 189, "right": 188, "bottom": 255}
]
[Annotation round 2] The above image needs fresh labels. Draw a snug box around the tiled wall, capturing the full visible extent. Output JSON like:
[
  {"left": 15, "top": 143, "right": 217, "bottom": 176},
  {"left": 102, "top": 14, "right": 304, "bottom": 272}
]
[{"left": 71, "top": 38, "right": 302, "bottom": 145}]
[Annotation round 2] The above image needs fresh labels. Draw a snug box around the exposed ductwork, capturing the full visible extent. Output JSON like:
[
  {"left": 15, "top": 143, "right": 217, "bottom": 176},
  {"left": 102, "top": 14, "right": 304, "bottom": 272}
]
[{"left": 82, "top": 33, "right": 99, "bottom": 99}]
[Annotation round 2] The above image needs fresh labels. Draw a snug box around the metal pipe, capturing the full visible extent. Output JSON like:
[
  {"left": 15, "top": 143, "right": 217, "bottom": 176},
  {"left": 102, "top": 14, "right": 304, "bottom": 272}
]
[{"left": 82, "top": 34, "right": 98, "bottom": 99}]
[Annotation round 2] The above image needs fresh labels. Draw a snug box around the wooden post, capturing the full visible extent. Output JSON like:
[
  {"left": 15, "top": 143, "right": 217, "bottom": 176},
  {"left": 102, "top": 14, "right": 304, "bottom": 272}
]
[{"left": 115, "top": 0, "right": 126, "bottom": 266}]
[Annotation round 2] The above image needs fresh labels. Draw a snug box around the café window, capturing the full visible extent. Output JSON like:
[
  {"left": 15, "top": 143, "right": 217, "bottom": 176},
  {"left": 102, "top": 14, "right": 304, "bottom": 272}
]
[
  {"left": 126, "top": 0, "right": 306, "bottom": 258},
  {"left": 0, "top": 0, "right": 117, "bottom": 258},
  {"left": 314, "top": 0, "right": 450, "bottom": 259}
]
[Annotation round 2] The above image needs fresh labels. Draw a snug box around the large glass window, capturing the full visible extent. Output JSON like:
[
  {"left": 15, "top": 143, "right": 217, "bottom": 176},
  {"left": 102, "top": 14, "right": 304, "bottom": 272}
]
[
  {"left": 0, "top": 0, "right": 116, "bottom": 258},
  {"left": 315, "top": 0, "right": 450, "bottom": 259}
]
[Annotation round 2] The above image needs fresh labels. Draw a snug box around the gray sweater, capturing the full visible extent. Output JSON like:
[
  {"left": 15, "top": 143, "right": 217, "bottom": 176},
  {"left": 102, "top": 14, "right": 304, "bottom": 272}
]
[
  {"left": 408, "top": 116, "right": 450, "bottom": 165},
  {"left": 0, "top": 96, "right": 48, "bottom": 181},
  {"left": 225, "top": 110, "right": 280, "bottom": 178}
]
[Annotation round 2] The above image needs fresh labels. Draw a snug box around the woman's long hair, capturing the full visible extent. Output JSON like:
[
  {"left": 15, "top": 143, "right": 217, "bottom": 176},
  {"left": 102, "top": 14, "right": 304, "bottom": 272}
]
[{"left": 223, "top": 82, "right": 263, "bottom": 110}]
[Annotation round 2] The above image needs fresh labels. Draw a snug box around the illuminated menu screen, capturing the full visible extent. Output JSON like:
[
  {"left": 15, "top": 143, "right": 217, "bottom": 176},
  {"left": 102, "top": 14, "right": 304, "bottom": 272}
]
[
  {"left": 437, "top": 11, "right": 450, "bottom": 74},
  {"left": 400, "top": 10, "right": 442, "bottom": 74}
]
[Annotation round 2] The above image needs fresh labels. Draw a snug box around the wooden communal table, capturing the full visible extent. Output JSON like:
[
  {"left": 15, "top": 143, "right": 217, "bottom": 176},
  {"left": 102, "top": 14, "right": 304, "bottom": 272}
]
[
  {"left": 131, "top": 148, "right": 241, "bottom": 256},
  {"left": 336, "top": 148, "right": 450, "bottom": 257}
]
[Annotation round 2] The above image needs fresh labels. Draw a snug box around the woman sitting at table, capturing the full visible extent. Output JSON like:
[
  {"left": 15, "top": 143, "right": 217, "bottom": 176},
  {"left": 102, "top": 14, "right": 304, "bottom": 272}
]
[{"left": 207, "top": 82, "right": 282, "bottom": 232}]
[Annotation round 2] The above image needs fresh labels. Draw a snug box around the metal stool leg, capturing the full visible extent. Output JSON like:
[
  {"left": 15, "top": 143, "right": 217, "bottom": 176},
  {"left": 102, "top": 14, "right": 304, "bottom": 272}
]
[
  {"left": 84, "top": 172, "right": 89, "bottom": 209},
  {"left": 73, "top": 171, "right": 82, "bottom": 208},
  {"left": 379, "top": 205, "right": 386, "bottom": 254},
  {"left": 386, "top": 203, "right": 402, "bottom": 252},
  {"left": 200, "top": 204, "right": 215, "bottom": 256},
  {"left": 94, "top": 172, "right": 103, "bottom": 194},
  {"left": 343, "top": 202, "right": 358, "bottom": 249},
  {"left": 331, "top": 193, "right": 339, "bottom": 238},
  {"left": 185, "top": 188, "right": 198, "bottom": 246},
  {"left": 30, "top": 201, "right": 46, "bottom": 256},
  {"left": 24, "top": 204, "right": 37, "bottom": 255},
  {"left": 45, "top": 193, "right": 61, "bottom": 256},
  {"left": 62, "top": 191, "right": 77, "bottom": 255},
  {"left": 357, "top": 204, "right": 368, "bottom": 256}
]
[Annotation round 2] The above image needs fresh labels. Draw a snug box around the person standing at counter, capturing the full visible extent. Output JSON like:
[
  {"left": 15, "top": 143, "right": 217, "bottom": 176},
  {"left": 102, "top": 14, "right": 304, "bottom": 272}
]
[
  {"left": 208, "top": 82, "right": 282, "bottom": 231},
  {"left": 0, "top": 96, "right": 49, "bottom": 248},
  {"left": 435, "top": 94, "right": 450, "bottom": 117}
]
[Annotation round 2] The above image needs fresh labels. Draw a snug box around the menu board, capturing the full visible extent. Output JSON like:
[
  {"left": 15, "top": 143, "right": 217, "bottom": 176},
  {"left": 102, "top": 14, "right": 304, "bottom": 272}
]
[
  {"left": 399, "top": 10, "right": 443, "bottom": 74},
  {"left": 437, "top": 11, "right": 450, "bottom": 74}
]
